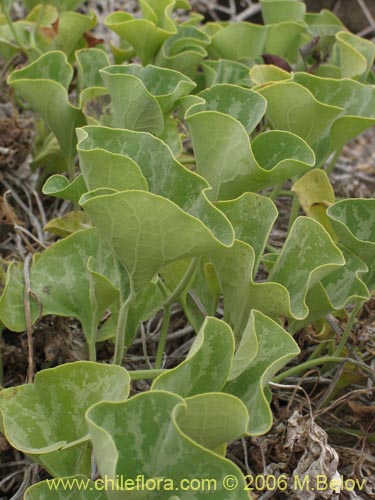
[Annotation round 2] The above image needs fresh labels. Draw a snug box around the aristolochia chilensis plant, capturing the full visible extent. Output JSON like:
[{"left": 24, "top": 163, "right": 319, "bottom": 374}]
[{"left": 0, "top": 0, "right": 374, "bottom": 497}]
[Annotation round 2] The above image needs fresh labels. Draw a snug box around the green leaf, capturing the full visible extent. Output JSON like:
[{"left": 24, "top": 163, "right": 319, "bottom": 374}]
[
  {"left": 0, "top": 361, "right": 130, "bottom": 477},
  {"left": 186, "top": 85, "right": 315, "bottom": 198},
  {"left": 154, "top": 26, "right": 210, "bottom": 78},
  {"left": 98, "top": 66, "right": 164, "bottom": 134},
  {"left": 334, "top": 31, "right": 375, "bottom": 81},
  {"left": 260, "top": 0, "right": 306, "bottom": 24},
  {"left": 44, "top": 210, "right": 91, "bottom": 237},
  {"left": 80, "top": 189, "right": 234, "bottom": 293},
  {"left": 53, "top": 11, "right": 94, "bottom": 57},
  {"left": 188, "top": 83, "right": 267, "bottom": 134},
  {"left": 250, "top": 64, "right": 291, "bottom": 85},
  {"left": 202, "top": 59, "right": 252, "bottom": 87},
  {"left": 25, "top": 476, "right": 107, "bottom": 499},
  {"left": 224, "top": 310, "right": 300, "bottom": 435},
  {"left": 292, "top": 169, "right": 336, "bottom": 237},
  {"left": 42, "top": 174, "right": 87, "bottom": 202},
  {"left": 216, "top": 192, "right": 278, "bottom": 276},
  {"left": 265, "top": 21, "right": 307, "bottom": 64},
  {"left": 208, "top": 22, "right": 268, "bottom": 61},
  {"left": 152, "top": 317, "right": 234, "bottom": 396},
  {"left": 76, "top": 48, "right": 111, "bottom": 92},
  {"left": 87, "top": 391, "right": 250, "bottom": 499},
  {"left": 327, "top": 199, "right": 375, "bottom": 289},
  {"left": 24, "top": 0, "right": 87, "bottom": 12},
  {"left": 210, "top": 217, "right": 345, "bottom": 332},
  {"left": 0, "top": 229, "right": 118, "bottom": 347},
  {"left": 8, "top": 51, "right": 85, "bottom": 162},
  {"left": 258, "top": 81, "right": 342, "bottom": 150},
  {"left": 293, "top": 73, "right": 375, "bottom": 161},
  {"left": 269, "top": 217, "right": 344, "bottom": 319},
  {"left": 90, "top": 64, "right": 195, "bottom": 133},
  {"left": 104, "top": 0, "right": 179, "bottom": 65},
  {"left": 321, "top": 245, "right": 369, "bottom": 309}
]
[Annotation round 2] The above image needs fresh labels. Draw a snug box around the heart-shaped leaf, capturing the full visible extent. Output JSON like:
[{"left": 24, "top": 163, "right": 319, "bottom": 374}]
[
  {"left": 0, "top": 362, "right": 130, "bottom": 477},
  {"left": 8, "top": 51, "right": 85, "bottom": 163},
  {"left": 152, "top": 317, "right": 234, "bottom": 396},
  {"left": 187, "top": 84, "right": 315, "bottom": 199},
  {"left": 224, "top": 310, "right": 300, "bottom": 435},
  {"left": 87, "top": 391, "right": 250, "bottom": 499}
]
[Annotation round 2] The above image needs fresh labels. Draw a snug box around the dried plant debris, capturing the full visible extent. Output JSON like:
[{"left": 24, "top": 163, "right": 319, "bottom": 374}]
[{"left": 286, "top": 410, "right": 340, "bottom": 499}]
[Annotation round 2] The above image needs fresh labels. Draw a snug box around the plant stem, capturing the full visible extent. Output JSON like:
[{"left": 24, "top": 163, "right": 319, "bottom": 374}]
[
  {"left": 129, "top": 369, "right": 166, "bottom": 381},
  {"left": 307, "top": 340, "right": 328, "bottom": 361},
  {"left": 268, "top": 183, "right": 282, "bottom": 200},
  {"left": 286, "top": 193, "right": 300, "bottom": 238},
  {"left": 332, "top": 301, "right": 363, "bottom": 358},
  {"left": 325, "top": 148, "right": 342, "bottom": 175},
  {"left": 154, "top": 303, "right": 171, "bottom": 369},
  {"left": 113, "top": 292, "right": 133, "bottom": 366},
  {"left": 1, "top": 2, "right": 28, "bottom": 56},
  {"left": 162, "top": 257, "right": 199, "bottom": 308},
  {"left": 273, "top": 355, "right": 375, "bottom": 383},
  {"left": 153, "top": 257, "right": 199, "bottom": 369},
  {"left": 0, "top": 328, "right": 3, "bottom": 389}
]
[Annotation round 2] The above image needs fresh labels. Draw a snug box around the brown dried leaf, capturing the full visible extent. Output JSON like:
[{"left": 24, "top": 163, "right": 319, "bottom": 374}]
[{"left": 286, "top": 410, "right": 339, "bottom": 499}]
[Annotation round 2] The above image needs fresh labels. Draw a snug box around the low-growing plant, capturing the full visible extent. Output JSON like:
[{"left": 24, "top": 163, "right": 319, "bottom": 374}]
[{"left": 0, "top": 0, "right": 374, "bottom": 497}]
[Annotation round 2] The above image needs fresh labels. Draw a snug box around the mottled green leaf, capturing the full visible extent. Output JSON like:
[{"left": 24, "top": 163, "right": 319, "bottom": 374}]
[
  {"left": 202, "top": 59, "right": 252, "bottom": 87},
  {"left": 327, "top": 199, "right": 375, "bottom": 289},
  {"left": 76, "top": 48, "right": 111, "bottom": 92},
  {"left": 216, "top": 192, "right": 278, "bottom": 275},
  {"left": 8, "top": 51, "right": 85, "bottom": 162},
  {"left": 104, "top": 0, "right": 179, "bottom": 65},
  {"left": 187, "top": 85, "right": 315, "bottom": 198},
  {"left": 0, "top": 229, "right": 118, "bottom": 347},
  {"left": 87, "top": 391, "right": 249, "bottom": 499},
  {"left": 81, "top": 189, "right": 234, "bottom": 292},
  {"left": 0, "top": 362, "right": 130, "bottom": 477},
  {"left": 25, "top": 477, "right": 106, "bottom": 500},
  {"left": 269, "top": 217, "right": 344, "bottom": 318},
  {"left": 224, "top": 310, "right": 300, "bottom": 435},
  {"left": 258, "top": 81, "right": 342, "bottom": 149},
  {"left": 152, "top": 317, "right": 234, "bottom": 396}
]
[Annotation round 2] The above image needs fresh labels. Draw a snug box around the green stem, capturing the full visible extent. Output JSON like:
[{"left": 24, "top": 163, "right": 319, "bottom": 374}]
[
  {"left": 0, "top": 328, "right": 3, "bottom": 389},
  {"left": 273, "top": 355, "right": 375, "bottom": 383},
  {"left": 113, "top": 293, "right": 133, "bottom": 366},
  {"left": 152, "top": 257, "right": 199, "bottom": 369},
  {"left": 161, "top": 257, "right": 199, "bottom": 308},
  {"left": 286, "top": 193, "right": 299, "bottom": 239},
  {"left": 327, "top": 427, "right": 375, "bottom": 443},
  {"left": 325, "top": 149, "right": 341, "bottom": 175},
  {"left": 332, "top": 301, "right": 363, "bottom": 358},
  {"left": 307, "top": 339, "right": 328, "bottom": 361},
  {"left": 268, "top": 183, "right": 283, "bottom": 200},
  {"left": 1, "top": 3, "right": 28, "bottom": 55},
  {"left": 129, "top": 369, "right": 166, "bottom": 381},
  {"left": 154, "top": 303, "right": 171, "bottom": 369}
]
